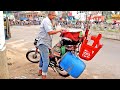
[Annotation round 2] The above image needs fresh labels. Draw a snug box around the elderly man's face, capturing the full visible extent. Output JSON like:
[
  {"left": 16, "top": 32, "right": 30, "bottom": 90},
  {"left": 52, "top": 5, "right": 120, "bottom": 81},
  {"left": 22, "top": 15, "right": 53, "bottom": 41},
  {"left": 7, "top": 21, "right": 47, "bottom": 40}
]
[{"left": 49, "top": 12, "right": 57, "bottom": 20}]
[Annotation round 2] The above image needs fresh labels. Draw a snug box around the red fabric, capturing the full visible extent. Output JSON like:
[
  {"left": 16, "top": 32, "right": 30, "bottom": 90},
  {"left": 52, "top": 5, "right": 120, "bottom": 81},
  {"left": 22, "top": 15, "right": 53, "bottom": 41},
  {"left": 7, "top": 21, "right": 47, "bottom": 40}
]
[{"left": 61, "top": 32, "right": 80, "bottom": 41}]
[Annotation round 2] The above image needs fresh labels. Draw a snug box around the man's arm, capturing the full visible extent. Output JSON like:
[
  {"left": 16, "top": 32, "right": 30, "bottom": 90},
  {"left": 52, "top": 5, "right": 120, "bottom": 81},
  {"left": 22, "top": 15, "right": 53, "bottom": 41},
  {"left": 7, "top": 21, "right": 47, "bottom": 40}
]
[
  {"left": 47, "top": 29, "right": 62, "bottom": 35},
  {"left": 43, "top": 20, "right": 63, "bottom": 35}
]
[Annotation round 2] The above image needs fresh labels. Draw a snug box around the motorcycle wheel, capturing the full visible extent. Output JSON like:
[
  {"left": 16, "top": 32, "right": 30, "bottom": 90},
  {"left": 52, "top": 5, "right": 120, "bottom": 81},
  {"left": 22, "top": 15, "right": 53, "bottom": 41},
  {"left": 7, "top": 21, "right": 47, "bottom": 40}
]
[{"left": 26, "top": 50, "right": 40, "bottom": 63}]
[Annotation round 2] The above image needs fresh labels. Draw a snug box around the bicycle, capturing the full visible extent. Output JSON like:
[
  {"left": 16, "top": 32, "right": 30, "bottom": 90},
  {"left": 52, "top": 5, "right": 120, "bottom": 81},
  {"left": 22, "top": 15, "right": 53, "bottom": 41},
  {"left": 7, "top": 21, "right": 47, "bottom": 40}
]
[{"left": 26, "top": 30, "right": 86, "bottom": 77}]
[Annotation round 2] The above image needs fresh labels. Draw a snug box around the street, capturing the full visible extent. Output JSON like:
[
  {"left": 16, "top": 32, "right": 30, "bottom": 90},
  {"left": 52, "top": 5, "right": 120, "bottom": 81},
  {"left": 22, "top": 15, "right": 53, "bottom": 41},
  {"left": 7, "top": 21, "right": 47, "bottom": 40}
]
[{"left": 6, "top": 25, "right": 120, "bottom": 79}]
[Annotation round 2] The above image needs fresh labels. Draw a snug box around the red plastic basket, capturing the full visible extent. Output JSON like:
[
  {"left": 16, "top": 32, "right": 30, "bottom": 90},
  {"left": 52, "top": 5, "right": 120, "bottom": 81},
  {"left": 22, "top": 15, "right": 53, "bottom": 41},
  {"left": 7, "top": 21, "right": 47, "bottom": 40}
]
[{"left": 79, "top": 33, "right": 103, "bottom": 61}]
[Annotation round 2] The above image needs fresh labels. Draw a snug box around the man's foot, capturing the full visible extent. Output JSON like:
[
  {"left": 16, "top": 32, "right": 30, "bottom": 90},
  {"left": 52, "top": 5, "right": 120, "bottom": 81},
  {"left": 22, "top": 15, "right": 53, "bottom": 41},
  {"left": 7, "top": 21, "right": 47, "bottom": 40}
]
[{"left": 42, "top": 75, "right": 47, "bottom": 79}]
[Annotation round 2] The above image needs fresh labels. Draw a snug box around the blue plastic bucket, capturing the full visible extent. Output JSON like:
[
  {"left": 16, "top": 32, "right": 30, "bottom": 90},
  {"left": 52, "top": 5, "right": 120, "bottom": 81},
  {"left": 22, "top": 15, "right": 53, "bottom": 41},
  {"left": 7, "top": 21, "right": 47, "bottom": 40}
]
[{"left": 59, "top": 52, "right": 86, "bottom": 78}]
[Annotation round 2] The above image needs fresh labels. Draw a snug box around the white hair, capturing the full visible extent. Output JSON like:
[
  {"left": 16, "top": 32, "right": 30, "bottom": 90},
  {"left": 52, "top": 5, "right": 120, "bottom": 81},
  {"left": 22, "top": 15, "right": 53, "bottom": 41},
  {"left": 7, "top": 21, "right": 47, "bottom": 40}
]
[{"left": 48, "top": 11, "right": 56, "bottom": 15}]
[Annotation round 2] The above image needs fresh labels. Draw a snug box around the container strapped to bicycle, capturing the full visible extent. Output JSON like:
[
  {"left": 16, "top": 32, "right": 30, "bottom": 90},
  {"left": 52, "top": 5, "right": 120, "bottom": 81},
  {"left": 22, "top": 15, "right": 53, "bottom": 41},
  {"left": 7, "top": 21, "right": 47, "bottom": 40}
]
[{"left": 60, "top": 29, "right": 84, "bottom": 42}]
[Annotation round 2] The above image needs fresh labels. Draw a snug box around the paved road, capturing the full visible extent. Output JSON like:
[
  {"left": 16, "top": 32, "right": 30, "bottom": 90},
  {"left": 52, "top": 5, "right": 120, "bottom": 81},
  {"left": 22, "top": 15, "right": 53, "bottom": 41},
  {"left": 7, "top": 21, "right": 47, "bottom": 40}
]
[{"left": 6, "top": 25, "right": 120, "bottom": 79}]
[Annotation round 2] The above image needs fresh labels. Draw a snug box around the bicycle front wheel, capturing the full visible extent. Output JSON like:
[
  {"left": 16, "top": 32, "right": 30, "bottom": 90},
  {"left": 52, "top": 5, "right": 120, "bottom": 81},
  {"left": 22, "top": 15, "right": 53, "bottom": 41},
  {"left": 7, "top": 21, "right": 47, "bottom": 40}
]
[{"left": 55, "top": 66, "right": 70, "bottom": 77}]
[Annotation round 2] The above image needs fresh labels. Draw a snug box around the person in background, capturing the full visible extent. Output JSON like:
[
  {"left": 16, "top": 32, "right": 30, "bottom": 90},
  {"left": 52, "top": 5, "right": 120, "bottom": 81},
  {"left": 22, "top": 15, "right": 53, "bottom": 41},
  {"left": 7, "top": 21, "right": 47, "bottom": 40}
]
[
  {"left": 4, "top": 18, "right": 7, "bottom": 39},
  {"left": 4, "top": 17, "right": 11, "bottom": 40}
]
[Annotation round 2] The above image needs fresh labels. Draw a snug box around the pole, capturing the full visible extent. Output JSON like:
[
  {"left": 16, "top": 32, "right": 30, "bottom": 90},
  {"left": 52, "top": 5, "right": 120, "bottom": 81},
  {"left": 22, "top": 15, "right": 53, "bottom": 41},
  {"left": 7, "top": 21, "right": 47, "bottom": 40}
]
[
  {"left": 0, "top": 11, "right": 9, "bottom": 79},
  {"left": 85, "top": 11, "right": 89, "bottom": 39},
  {"left": 86, "top": 11, "right": 89, "bottom": 29}
]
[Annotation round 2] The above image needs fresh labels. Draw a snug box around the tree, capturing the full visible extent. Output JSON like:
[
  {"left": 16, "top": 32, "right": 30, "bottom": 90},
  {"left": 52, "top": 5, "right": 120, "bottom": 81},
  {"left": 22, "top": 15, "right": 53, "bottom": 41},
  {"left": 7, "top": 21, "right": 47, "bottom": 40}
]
[{"left": 102, "top": 11, "right": 112, "bottom": 19}]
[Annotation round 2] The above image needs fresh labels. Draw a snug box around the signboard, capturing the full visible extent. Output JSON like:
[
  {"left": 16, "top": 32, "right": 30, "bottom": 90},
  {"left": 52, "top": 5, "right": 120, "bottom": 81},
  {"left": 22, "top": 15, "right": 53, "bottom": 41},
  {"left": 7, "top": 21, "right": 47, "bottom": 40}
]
[
  {"left": 68, "top": 11, "right": 72, "bottom": 16},
  {"left": 0, "top": 11, "right": 5, "bottom": 50}
]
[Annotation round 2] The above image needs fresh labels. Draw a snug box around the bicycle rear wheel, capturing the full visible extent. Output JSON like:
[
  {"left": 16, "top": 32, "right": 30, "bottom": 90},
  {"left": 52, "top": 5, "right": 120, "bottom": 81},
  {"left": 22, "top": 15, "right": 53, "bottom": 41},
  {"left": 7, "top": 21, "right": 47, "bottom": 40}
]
[{"left": 26, "top": 50, "right": 40, "bottom": 63}]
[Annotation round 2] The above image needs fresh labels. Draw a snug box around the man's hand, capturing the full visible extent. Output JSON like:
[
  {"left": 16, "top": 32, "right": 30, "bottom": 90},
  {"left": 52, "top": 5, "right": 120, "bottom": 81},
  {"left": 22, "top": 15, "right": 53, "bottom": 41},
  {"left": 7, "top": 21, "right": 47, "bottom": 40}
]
[{"left": 61, "top": 28, "right": 68, "bottom": 32}]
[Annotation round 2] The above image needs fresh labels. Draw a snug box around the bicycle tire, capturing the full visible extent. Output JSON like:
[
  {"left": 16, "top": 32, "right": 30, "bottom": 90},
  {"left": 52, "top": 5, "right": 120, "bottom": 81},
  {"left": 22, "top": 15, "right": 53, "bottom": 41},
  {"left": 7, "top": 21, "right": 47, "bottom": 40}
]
[
  {"left": 55, "top": 66, "right": 70, "bottom": 77},
  {"left": 26, "top": 50, "right": 40, "bottom": 63}
]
